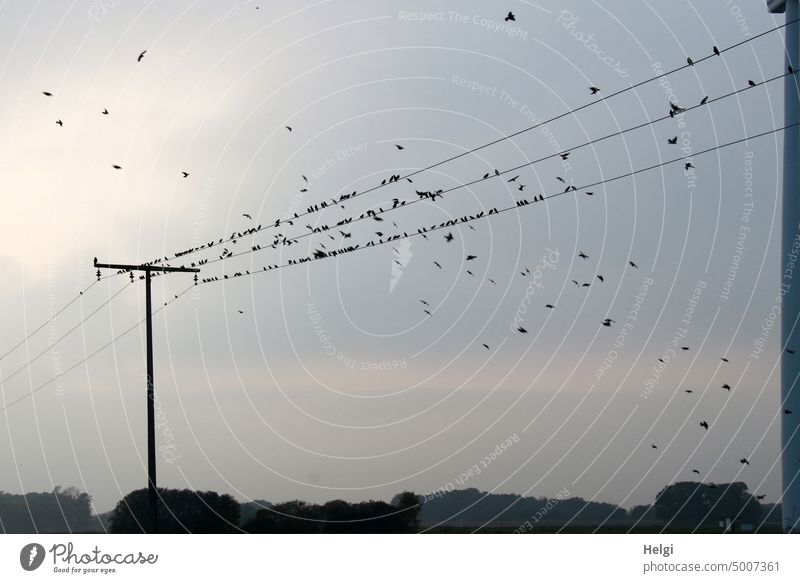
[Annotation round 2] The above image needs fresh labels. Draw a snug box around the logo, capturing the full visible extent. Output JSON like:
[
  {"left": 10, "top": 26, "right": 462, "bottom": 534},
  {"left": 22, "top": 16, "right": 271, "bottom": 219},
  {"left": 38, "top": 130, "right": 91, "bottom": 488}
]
[
  {"left": 390, "top": 240, "right": 414, "bottom": 293},
  {"left": 20, "top": 543, "right": 46, "bottom": 571}
]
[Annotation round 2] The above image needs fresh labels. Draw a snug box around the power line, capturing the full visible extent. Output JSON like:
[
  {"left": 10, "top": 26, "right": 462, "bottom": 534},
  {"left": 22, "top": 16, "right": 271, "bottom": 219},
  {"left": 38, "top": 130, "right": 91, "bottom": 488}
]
[
  {"left": 0, "top": 281, "right": 132, "bottom": 389},
  {"left": 197, "top": 120, "right": 799, "bottom": 286},
  {"left": 149, "top": 18, "right": 798, "bottom": 269},
  {"left": 196, "top": 69, "right": 792, "bottom": 271},
  {"left": 0, "top": 284, "right": 194, "bottom": 414}
]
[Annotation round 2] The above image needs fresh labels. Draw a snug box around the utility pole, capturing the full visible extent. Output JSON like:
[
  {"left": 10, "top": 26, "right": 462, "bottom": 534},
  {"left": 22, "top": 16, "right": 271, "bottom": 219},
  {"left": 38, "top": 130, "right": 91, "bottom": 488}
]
[
  {"left": 767, "top": 0, "right": 800, "bottom": 533},
  {"left": 94, "top": 258, "right": 199, "bottom": 534}
]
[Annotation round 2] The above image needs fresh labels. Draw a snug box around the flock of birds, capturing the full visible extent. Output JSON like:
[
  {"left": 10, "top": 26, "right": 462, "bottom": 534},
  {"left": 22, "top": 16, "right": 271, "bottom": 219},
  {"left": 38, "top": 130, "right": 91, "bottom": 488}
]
[{"left": 40, "top": 12, "right": 794, "bottom": 504}]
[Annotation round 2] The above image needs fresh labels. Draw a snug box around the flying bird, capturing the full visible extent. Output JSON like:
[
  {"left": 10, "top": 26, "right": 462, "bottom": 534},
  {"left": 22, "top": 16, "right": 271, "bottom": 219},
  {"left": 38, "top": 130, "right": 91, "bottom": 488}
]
[
  {"left": 395, "top": 144, "right": 404, "bottom": 150},
  {"left": 585, "top": 191, "right": 594, "bottom": 196},
  {"left": 545, "top": 304, "right": 555, "bottom": 309},
  {"left": 102, "top": 108, "right": 109, "bottom": 115},
  {"left": 700, "top": 421, "right": 709, "bottom": 430},
  {"left": 651, "top": 444, "right": 658, "bottom": 449},
  {"left": 597, "top": 275, "right": 604, "bottom": 282},
  {"left": 137, "top": 50, "right": 147, "bottom": 62},
  {"left": 483, "top": 343, "right": 490, "bottom": 350},
  {"left": 756, "top": 494, "right": 766, "bottom": 500},
  {"left": 786, "top": 348, "right": 795, "bottom": 354},
  {"left": 628, "top": 261, "right": 639, "bottom": 269},
  {"left": 740, "top": 457, "right": 750, "bottom": 465},
  {"left": 433, "top": 261, "right": 442, "bottom": 269},
  {"left": 505, "top": 11, "right": 515, "bottom": 22},
  {"left": 601, "top": 318, "right": 615, "bottom": 327},
  {"left": 42, "top": 91, "right": 52, "bottom": 97},
  {"left": 578, "top": 252, "right": 589, "bottom": 260},
  {"left": 112, "top": 164, "right": 122, "bottom": 169},
  {"left": 692, "top": 469, "right": 701, "bottom": 474},
  {"left": 589, "top": 86, "right": 600, "bottom": 95},
  {"left": 182, "top": 171, "right": 189, "bottom": 178},
  {"left": 237, "top": 310, "right": 244, "bottom": 314},
  {"left": 685, "top": 162, "right": 695, "bottom": 171},
  {"left": 285, "top": 126, "right": 292, "bottom": 132},
  {"left": 516, "top": 326, "right": 528, "bottom": 333},
  {"left": 466, "top": 254, "right": 477, "bottom": 261},
  {"left": 722, "top": 383, "right": 731, "bottom": 391},
  {"left": 55, "top": 119, "right": 63, "bottom": 127},
  {"left": 444, "top": 232, "right": 454, "bottom": 243},
  {"left": 721, "top": 357, "right": 729, "bottom": 363},
  {"left": 242, "top": 213, "right": 252, "bottom": 220},
  {"left": 667, "top": 136, "right": 678, "bottom": 144}
]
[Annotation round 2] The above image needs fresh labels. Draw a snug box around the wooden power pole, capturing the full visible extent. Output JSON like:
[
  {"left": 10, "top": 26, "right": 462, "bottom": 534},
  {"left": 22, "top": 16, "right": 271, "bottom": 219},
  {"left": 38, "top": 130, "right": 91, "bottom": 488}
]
[{"left": 93, "top": 258, "right": 199, "bottom": 534}]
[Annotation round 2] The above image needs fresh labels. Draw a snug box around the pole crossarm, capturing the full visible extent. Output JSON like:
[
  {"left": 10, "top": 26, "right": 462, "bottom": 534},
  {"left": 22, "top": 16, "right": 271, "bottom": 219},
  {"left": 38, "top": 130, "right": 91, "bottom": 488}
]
[{"left": 94, "top": 259, "right": 199, "bottom": 273}]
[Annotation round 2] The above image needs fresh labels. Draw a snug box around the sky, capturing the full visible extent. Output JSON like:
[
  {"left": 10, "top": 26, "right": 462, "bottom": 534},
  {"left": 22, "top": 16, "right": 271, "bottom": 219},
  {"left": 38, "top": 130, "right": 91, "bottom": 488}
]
[{"left": 0, "top": 0, "right": 793, "bottom": 516}]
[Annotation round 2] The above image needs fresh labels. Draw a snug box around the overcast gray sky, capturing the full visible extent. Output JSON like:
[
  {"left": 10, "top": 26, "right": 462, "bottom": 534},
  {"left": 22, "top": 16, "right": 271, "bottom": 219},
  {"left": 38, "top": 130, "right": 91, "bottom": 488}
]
[{"left": 0, "top": 0, "right": 791, "bottom": 514}]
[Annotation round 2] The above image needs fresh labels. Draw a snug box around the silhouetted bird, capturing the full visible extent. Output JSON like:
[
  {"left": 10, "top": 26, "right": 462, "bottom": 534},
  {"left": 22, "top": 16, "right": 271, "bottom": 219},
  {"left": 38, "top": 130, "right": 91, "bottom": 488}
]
[
  {"left": 517, "top": 326, "right": 528, "bottom": 333},
  {"left": 42, "top": 91, "right": 53, "bottom": 97},
  {"left": 433, "top": 261, "right": 442, "bottom": 269},
  {"left": 597, "top": 275, "right": 604, "bottom": 282},
  {"left": 395, "top": 144, "right": 404, "bottom": 150},
  {"left": 508, "top": 175, "right": 519, "bottom": 182},
  {"left": 722, "top": 383, "right": 731, "bottom": 391},
  {"left": 420, "top": 299, "right": 430, "bottom": 306},
  {"left": 589, "top": 86, "right": 600, "bottom": 95},
  {"left": 748, "top": 79, "right": 756, "bottom": 87},
  {"left": 560, "top": 152, "right": 570, "bottom": 160},
  {"left": 601, "top": 318, "right": 615, "bottom": 327},
  {"left": 713, "top": 46, "right": 720, "bottom": 56},
  {"left": 285, "top": 126, "right": 292, "bottom": 132},
  {"left": 785, "top": 409, "right": 793, "bottom": 415},
  {"left": 756, "top": 494, "right": 766, "bottom": 500},
  {"left": 137, "top": 50, "right": 147, "bottom": 62},
  {"left": 444, "top": 232, "right": 454, "bottom": 242},
  {"left": 585, "top": 191, "right": 594, "bottom": 196},
  {"left": 238, "top": 310, "right": 244, "bottom": 314},
  {"left": 56, "top": 119, "right": 63, "bottom": 126},
  {"left": 692, "top": 469, "right": 701, "bottom": 474},
  {"left": 182, "top": 171, "right": 189, "bottom": 178},
  {"left": 505, "top": 11, "right": 515, "bottom": 22},
  {"left": 700, "top": 96, "right": 708, "bottom": 105},
  {"left": 786, "top": 348, "right": 795, "bottom": 354},
  {"left": 518, "top": 184, "right": 526, "bottom": 191},
  {"left": 685, "top": 162, "right": 694, "bottom": 170},
  {"left": 667, "top": 136, "right": 678, "bottom": 144},
  {"left": 651, "top": 444, "right": 658, "bottom": 449},
  {"left": 483, "top": 343, "right": 490, "bottom": 350},
  {"left": 687, "top": 57, "right": 693, "bottom": 66},
  {"left": 685, "top": 390, "right": 693, "bottom": 394},
  {"left": 721, "top": 357, "right": 729, "bottom": 362},
  {"left": 700, "top": 421, "right": 709, "bottom": 430},
  {"left": 242, "top": 213, "right": 252, "bottom": 220},
  {"left": 466, "top": 254, "right": 477, "bottom": 261},
  {"left": 556, "top": 176, "right": 566, "bottom": 184},
  {"left": 545, "top": 304, "right": 555, "bottom": 309},
  {"left": 681, "top": 346, "right": 690, "bottom": 351},
  {"left": 424, "top": 309, "right": 432, "bottom": 317},
  {"left": 629, "top": 261, "right": 638, "bottom": 269},
  {"left": 102, "top": 108, "right": 109, "bottom": 114},
  {"left": 740, "top": 457, "right": 750, "bottom": 465},
  {"left": 578, "top": 252, "right": 589, "bottom": 260},
  {"left": 791, "top": 65, "right": 796, "bottom": 75},
  {"left": 112, "top": 164, "right": 122, "bottom": 169}
]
